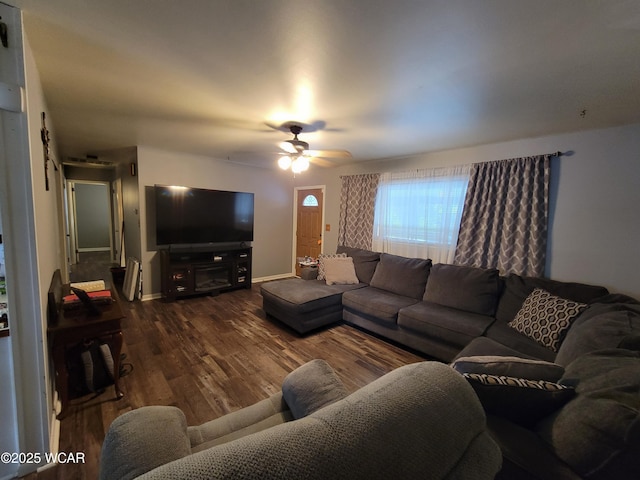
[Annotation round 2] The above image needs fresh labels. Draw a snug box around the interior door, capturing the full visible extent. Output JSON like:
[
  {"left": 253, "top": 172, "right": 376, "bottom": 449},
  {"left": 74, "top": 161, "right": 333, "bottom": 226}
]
[
  {"left": 295, "top": 188, "right": 324, "bottom": 276},
  {"left": 69, "top": 180, "right": 113, "bottom": 263}
]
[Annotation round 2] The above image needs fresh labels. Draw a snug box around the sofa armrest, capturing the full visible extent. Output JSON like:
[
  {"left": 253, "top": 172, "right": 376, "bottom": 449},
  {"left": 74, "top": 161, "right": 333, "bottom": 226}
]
[
  {"left": 99, "top": 406, "right": 191, "bottom": 480},
  {"left": 488, "top": 415, "right": 581, "bottom": 480}
]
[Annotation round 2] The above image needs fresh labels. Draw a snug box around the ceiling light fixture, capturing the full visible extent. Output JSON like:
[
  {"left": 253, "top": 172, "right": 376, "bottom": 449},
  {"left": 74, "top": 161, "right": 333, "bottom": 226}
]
[
  {"left": 291, "top": 155, "right": 309, "bottom": 173},
  {"left": 278, "top": 155, "right": 292, "bottom": 170},
  {"left": 277, "top": 125, "right": 311, "bottom": 173},
  {"left": 279, "top": 154, "right": 309, "bottom": 173}
]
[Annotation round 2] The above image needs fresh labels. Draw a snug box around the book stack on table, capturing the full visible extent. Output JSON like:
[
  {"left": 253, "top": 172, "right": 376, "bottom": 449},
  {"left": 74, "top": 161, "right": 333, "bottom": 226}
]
[{"left": 63, "top": 280, "right": 113, "bottom": 310}]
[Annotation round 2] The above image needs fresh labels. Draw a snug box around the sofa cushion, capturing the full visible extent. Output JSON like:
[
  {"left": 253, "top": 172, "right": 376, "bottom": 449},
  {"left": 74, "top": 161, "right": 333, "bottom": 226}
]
[
  {"left": 342, "top": 286, "right": 419, "bottom": 324},
  {"left": 536, "top": 348, "right": 640, "bottom": 480},
  {"left": 282, "top": 359, "right": 349, "bottom": 420},
  {"left": 322, "top": 257, "right": 360, "bottom": 285},
  {"left": 261, "top": 278, "right": 360, "bottom": 314},
  {"left": 423, "top": 264, "right": 501, "bottom": 316},
  {"left": 336, "top": 246, "right": 381, "bottom": 284},
  {"left": 509, "top": 289, "right": 587, "bottom": 352},
  {"left": 317, "top": 252, "right": 347, "bottom": 280},
  {"left": 451, "top": 356, "right": 565, "bottom": 382},
  {"left": 369, "top": 253, "right": 432, "bottom": 300},
  {"left": 555, "top": 303, "right": 640, "bottom": 367},
  {"left": 454, "top": 336, "right": 544, "bottom": 361},
  {"left": 461, "top": 373, "right": 575, "bottom": 428},
  {"left": 398, "top": 301, "right": 494, "bottom": 348},
  {"left": 483, "top": 321, "right": 557, "bottom": 362},
  {"left": 496, "top": 274, "right": 608, "bottom": 323}
]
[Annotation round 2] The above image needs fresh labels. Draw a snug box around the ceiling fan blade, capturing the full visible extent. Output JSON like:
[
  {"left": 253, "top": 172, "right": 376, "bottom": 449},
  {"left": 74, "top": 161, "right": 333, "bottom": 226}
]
[
  {"left": 307, "top": 157, "right": 336, "bottom": 168},
  {"left": 305, "top": 149, "right": 352, "bottom": 158}
]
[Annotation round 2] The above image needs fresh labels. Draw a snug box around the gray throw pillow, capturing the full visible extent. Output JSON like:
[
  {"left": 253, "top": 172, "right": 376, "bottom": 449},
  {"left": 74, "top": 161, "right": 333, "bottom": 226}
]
[
  {"left": 369, "top": 253, "right": 432, "bottom": 300},
  {"left": 282, "top": 359, "right": 349, "bottom": 419}
]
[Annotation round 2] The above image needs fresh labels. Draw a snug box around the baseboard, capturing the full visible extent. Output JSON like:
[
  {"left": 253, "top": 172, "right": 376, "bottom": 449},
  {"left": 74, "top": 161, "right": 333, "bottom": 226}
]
[
  {"left": 141, "top": 292, "right": 162, "bottom": 302},
  {"left": 252, "top": 273, "right": 294, "bottom": 283}
]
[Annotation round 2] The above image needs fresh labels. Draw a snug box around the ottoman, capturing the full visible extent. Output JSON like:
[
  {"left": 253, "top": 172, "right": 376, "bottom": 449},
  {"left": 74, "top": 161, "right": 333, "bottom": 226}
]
[{"left": 260, "top": 278, "right": 365, "bottom": 334}]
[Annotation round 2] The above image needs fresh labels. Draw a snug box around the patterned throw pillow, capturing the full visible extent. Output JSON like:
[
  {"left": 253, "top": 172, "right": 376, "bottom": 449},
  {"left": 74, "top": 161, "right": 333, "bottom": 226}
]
[
  {"left": 462, "top": 372, "right": 575, "bottom": 427},
  {"left": 464, "top": 373, "right": 571, "bottom": 391},
  {"left": 452, "top": 356, "right": 565, "bottom": 382},
  {"left": 317, "top": 253, "right": 347, "bottom": 280},
  {"left": 509, "top": 288, "right": 587, "bottom": 352}
]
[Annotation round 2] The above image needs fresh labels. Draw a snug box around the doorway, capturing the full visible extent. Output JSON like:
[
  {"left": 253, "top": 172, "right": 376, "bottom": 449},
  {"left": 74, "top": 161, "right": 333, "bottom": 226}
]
[
  {"left": 66, "top": 180, "right": 114, "bottom": 266},
  {"left": 294, "top": 186, "right": 325, "bottom": 276}
]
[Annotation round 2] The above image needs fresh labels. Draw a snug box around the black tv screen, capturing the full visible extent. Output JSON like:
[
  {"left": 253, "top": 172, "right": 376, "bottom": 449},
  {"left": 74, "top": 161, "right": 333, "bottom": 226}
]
[{"left": 155, "top": 185, "right": 254, "bottom": 245}]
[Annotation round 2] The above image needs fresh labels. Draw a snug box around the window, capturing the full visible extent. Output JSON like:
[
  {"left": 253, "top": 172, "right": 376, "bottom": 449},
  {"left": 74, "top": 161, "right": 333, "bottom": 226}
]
[
  {"left": 302, "top": 194, "right": 319, "bottom": 207},
  {"left": 372, "top": 166, "right": 470, "bottom": 263}
]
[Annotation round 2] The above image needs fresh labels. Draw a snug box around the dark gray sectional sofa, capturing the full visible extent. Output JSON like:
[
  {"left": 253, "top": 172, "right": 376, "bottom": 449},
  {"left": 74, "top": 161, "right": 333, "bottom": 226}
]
[{"left": 260, "top": 245, "right": 640, "bottom": 480}]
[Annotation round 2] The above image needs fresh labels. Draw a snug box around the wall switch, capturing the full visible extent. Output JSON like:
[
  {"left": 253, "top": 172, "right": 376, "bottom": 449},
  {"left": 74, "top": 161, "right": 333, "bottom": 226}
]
[{"left": 325, "top": 224, "right": 331, "bottom": 231}]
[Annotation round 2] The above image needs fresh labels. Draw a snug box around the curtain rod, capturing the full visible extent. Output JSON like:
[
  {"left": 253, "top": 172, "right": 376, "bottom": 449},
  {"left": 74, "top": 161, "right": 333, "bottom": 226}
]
[{"left": 340, "top": 151, "right": 567, "bottom": 179}]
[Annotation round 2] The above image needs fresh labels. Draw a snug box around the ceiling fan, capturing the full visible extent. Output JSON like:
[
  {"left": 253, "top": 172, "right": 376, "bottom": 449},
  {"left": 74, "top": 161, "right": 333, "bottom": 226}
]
[{"left": 274, "top": 122, "right": 352, "bottom": 173}]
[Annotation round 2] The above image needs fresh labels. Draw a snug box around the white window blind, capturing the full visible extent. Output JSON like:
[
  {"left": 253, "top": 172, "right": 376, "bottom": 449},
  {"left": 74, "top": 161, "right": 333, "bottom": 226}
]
[{"left": 372, "top": 165, "right": 470, "bottom": 263}]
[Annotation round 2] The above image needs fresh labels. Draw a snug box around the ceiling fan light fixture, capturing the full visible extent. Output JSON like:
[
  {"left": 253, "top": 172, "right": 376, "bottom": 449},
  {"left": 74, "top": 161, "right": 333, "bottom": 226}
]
[
  {"left": 278, "top": 155, "right": 292, "bottom": 170},
  {"left": 291, "top": 156, "right": 309, "bottom": 173},
  {"left": 282, "top": 139, "right": 309, "bottom": 153},
  {"left": 279, "top": 141, "right": 297, "bottom": 154}
]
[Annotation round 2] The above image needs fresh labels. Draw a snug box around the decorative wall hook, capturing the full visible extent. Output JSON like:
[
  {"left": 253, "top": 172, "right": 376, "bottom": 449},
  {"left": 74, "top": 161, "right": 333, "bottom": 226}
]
[{"left": 41, "top": 112, "right": 58, "bottom": 191}]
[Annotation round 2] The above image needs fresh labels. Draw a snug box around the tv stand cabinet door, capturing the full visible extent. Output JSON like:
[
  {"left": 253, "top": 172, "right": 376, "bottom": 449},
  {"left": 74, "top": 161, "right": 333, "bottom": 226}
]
[
  {"left": 165, "top": 265, "right": 193, "bottom": 300},
  {"left": 160, "top": 250, "right": 194, "bottom": 301},
  {"left": 235, "top": 250, "right": 252, "bottom": 288}
]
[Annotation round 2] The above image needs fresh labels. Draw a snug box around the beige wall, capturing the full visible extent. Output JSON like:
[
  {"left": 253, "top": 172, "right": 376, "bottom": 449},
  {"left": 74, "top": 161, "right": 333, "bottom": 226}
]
[
  {"left": 137, "top": 146, "right": 296, "bottom": 298},
  {"left": 307, "top": 123, "right": 640, "bottom": 299}
]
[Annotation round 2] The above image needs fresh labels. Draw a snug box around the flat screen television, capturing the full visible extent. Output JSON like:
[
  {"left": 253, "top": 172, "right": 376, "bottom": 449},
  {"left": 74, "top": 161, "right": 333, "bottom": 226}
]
[{"left": 155, "top": 185, "right": 254, "bottom": 245}]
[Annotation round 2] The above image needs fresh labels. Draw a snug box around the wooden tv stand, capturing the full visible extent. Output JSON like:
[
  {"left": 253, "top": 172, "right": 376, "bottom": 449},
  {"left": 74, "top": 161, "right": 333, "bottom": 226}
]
[{"left": 160, "top": 246, "right": 252, "bottom": 302}]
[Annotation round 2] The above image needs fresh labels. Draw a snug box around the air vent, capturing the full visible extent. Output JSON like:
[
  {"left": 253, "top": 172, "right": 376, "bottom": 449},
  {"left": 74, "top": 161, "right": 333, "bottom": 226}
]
[{"left": 64, "top": 156, "right": 113, "bottom": 167}]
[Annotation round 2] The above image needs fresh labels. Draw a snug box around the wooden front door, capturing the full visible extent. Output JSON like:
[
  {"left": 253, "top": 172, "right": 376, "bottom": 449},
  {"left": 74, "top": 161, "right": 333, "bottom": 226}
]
[{"left": 296, "top": 188, "right": 323, "bottom": 276}]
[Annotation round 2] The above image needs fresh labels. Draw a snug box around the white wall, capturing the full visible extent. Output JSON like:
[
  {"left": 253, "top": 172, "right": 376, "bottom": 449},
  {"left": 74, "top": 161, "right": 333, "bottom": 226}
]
[
  {"left": 0, "top": 4, "right": 65, "bottom": 477},
  {"left": 137, "top": 146, "right": 296, "bottom": 298},
  {"left": 308, "top": 123, "right": 640, "bottom": 299},
  {"left": 0, "top": 5, "right": 23, "bottom": 479}
]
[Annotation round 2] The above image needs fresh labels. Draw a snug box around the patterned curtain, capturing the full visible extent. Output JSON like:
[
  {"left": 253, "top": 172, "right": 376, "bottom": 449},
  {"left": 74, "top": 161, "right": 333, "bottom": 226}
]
[
  {"left": 454, "top": 155, "right": 551, "bottom": 276},
  {"left": 338, "top": 173, "right": 380, "bottom": 250}
]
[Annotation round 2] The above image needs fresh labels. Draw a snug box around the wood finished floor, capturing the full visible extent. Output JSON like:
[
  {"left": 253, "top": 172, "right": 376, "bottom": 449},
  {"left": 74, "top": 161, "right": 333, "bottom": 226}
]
[{"left": 27, "top": 282, "right": 425, "bottom": 479}]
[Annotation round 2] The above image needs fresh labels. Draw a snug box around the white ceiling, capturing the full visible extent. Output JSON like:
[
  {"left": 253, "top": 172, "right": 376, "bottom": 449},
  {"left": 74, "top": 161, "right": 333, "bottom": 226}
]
[{"left": 7, "top": 0, "right": 640, "bottom": 169}]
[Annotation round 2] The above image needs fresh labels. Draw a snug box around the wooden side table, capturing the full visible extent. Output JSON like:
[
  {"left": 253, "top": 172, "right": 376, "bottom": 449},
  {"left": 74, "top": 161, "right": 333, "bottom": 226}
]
[{"left": 47, "top": 285, "right": 126, "bottom": 419}]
